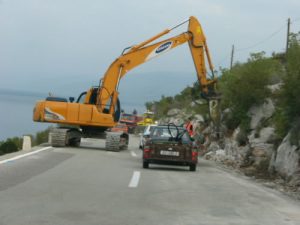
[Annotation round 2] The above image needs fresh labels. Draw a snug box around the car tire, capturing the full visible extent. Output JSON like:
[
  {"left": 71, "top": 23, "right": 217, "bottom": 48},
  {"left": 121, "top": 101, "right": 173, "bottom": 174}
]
[
  {"left": 143, "top": 161, "right": 149, "bottom": 169},
  {"left": 189, "top": 164, "right": 196, "bottom": 171}
]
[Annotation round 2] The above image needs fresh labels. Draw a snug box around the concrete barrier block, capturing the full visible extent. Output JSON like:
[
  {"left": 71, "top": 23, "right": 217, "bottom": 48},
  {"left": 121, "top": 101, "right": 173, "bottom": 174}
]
[
  {"left": 22, "top": 136, "right": 32, "bottom": 151},
  {"left": 48, "top": 132, "right": 52, "bottom": 144}
]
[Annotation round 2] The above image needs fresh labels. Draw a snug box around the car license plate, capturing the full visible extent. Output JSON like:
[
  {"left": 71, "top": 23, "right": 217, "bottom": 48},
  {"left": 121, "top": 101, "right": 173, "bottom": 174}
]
[{"left": 160, "top": 150, "right": 179, "bottom": 156}]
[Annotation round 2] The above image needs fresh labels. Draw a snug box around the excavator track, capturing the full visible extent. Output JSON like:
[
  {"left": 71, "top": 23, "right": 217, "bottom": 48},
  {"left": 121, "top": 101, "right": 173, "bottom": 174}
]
[
  {"left": 50, "top": 128, "right": 81, "bottom": 147},
  {"left": 50, "top": 128, "right": 69, "bottom": 147},
  {"left": 105, "top": 132, "right": 121, "bottom": 151},
  {"left": 105, "top": 132, "right": 129, "bottom": 151}
]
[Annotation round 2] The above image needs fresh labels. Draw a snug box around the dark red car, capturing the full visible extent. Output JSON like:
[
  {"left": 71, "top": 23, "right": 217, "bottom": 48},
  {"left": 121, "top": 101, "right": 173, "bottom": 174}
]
[{"left": 142, "top": 124, "right": 198, "bottom": 171}]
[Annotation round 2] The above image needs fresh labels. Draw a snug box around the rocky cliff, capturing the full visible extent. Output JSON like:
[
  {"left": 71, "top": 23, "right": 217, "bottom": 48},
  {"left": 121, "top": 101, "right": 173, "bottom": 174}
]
[{"left": 160, "top": 90, "right": 300, "bottom": 197}]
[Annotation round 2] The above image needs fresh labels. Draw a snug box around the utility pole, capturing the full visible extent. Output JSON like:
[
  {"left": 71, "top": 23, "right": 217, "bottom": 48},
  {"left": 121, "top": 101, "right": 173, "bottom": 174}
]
[
  {"left": 230, "top": 45, "right": 235, "bottom": 70},
  {"left": 286, "top": 18, "right": 291, "bottom": 55}
]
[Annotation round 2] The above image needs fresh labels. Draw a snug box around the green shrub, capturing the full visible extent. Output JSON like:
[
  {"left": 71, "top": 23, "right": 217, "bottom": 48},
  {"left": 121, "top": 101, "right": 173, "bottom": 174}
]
[
  {"left": 275, "top": 33, "right": 300, "bottom": 143},
  {"left": 0, "top": 139, "right": 19, "bottom": 155},
  {"left": 145, "top": 81, "right": 209, "bottom": 120},
  {"left": 0, "top": 127, "right": 52, "bottom": 156},
  {"left": 236, "top": 129, "right": 248, "bottom": 146},
  {"left": 33, "top": 127, "right": 51, "bottom": 146},
  {"left": 290, "top": 119, "right": 300, "bottom": 146},
  {"left": 219, "top": 51, "right": 281, "bottom": 131}
]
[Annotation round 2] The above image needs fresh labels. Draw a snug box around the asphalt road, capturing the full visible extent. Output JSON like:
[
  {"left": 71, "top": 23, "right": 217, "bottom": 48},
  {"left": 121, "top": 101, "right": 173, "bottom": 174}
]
[{"left": 0, "top": 135, "right": 300, "bottom": 225}]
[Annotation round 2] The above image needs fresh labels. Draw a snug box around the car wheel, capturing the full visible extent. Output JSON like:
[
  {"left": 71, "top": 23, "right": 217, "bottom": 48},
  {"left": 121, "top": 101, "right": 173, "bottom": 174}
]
[
  {"left": 143, "top": 161, "right": 149, "bottom": 169},
  {"left": 189, "top": 164, "right": 196, "bottom": 171}
]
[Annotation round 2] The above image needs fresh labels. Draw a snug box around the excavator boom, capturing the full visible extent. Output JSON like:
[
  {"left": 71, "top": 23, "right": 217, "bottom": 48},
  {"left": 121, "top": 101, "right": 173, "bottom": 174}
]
[{"left": 98, "top": 16, "right": 218, "bottom": 114}]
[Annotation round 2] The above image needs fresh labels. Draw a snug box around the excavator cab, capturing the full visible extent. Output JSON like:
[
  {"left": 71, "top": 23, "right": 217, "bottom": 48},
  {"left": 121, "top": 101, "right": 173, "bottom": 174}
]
[{"left": 76, "top": 87, "right": 98, "bottom": 104}]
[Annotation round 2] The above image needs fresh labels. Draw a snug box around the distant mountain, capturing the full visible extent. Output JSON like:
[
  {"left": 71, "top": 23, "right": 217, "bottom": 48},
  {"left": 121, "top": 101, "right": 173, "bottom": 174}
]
[
  {"left": 0, "top": 71, "right": 197, "bottom": 113},
  {"left": 119, "top": 71, "right": 197, "bottom": 110},
  {"left": 0, "top": 88, "right": 46, "bottom": 98}
]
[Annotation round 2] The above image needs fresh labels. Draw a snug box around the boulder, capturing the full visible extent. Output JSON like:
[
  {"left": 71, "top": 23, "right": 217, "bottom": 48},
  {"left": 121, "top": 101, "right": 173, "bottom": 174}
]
[
  {"left": 232, "top": 127, "right": 241, "bottom": 141},
  {"left": 167, "top": 108, "right": 181, "bottom": 117},
  {"left": 272, "top": 133, "right": 300, "bottom": 177},
  {"left": 223, "top": 137, "right": 251, "bottom": 166},
  {"left": 215, "top": 149, "right": 226, "bottom": 162},
  {"left": 195, "top": 99, "right": 205, "bottom": 105},
  {"left": 248, "top": 98, "right": 275, "bottom": 129},
  {"left": 252, "top": 148, "right": 266, "bottom": 157},
  {"left": 267, "top": 82, "right": 283, "bottom": 93},
  {"left": 207, "top": 141, "right": 220, "bottom": 152},
  {"left": 204, "top": 151, "right": 214, "bottom": 160},
  {"left": 193, "top": 114, "right": 204, "bottom": 122},
  {"left": 248, "top": 127, "right": 275, "bottom": 166},
  {"left": 248, "top": 127, "right": 275, "bottom": 144}
]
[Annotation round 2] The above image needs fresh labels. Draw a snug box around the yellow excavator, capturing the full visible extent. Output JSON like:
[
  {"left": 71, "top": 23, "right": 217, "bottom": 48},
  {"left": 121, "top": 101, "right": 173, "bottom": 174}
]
[{"left": 33, "top": 16, "right": 220, "bottom": 151}]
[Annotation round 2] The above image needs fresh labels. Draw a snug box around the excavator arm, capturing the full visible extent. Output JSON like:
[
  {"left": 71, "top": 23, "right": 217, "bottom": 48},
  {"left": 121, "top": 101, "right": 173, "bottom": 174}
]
[{"left": 97, "top": 16, "right": 218, "bottom": 115}]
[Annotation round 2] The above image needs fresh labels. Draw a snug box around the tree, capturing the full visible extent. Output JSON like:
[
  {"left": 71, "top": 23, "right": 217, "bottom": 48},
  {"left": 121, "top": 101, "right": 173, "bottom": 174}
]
[
  {"left": 275, "top": 33, "right": 300, "bottom": 143},
  {"left": 0, "top": 140, "right": 19, "bottom": 155}
]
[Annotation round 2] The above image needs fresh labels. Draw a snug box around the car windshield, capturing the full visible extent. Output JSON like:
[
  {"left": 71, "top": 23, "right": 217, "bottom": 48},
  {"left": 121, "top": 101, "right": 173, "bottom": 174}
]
[{"left": 150, "top": 127, "right": 191, "bottom": 142}]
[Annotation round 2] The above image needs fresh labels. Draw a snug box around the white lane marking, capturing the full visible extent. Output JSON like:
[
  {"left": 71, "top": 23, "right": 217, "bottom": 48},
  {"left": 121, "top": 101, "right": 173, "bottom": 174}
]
[
  {"left": 0, "top": 147, "right": 52, "bottom": 165},
  {"left": 130, "top": 150, "right": 137, "bottom": 157},
  {"left": 128, "top": 171, "right": 141, "bottom": 188}
]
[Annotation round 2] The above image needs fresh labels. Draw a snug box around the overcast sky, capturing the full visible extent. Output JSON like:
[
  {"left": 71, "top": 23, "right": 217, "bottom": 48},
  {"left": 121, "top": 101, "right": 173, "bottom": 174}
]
[{"left": 0, "top": 0, "right": 300, "bottom": 95}]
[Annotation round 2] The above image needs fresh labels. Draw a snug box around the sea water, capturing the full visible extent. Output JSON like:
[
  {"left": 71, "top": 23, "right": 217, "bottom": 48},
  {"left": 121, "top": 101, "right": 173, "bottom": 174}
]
[{"left": 0, "top": 91, "right": 144, "bottom": 141}]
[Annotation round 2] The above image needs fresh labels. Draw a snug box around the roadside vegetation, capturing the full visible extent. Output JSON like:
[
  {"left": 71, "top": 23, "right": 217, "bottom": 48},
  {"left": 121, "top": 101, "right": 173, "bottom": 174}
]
[
  {"left": 219, "top": 52, "right": 282, "bottom": 132},
  {"left": 145, "top": 81, "right": 209, "bottom": 121},
  {"left": 0, "top": 127, "right": 51, "bottom": 156},
  {"left": 274, "top": 33, "right": 300, "bottom": 144},
  {"left": 145, "top": 32, "right": 300, "bottom": 144}
]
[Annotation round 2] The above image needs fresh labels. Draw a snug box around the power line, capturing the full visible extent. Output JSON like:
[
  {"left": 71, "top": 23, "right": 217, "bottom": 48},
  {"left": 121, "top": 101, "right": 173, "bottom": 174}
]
[
  {"left": 215, "top": 54, "right": 230, "bottom": 68},
  {"left": 215, "top": 17, "right": 299, "bottom": 69},
  {"left": 235, "top": 24, "right": 286, "bottom": 52},
  {"left": 293, "top": 17, "right": 300, "bottom": 22},
  {"left": 235, "top": 17, "right": 300, "bottom": 53}
]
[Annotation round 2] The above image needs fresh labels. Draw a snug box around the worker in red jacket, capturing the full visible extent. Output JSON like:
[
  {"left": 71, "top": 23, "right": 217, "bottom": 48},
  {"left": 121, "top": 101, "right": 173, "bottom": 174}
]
[{"left": 185, "top": 117, "right": 194, "bottom": 137}]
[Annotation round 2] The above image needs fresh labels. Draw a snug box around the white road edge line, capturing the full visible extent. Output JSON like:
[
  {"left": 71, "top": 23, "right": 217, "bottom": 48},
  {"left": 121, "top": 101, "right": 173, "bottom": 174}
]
[
  {"left": 130, "top": 150, "right": 137, "bottom": 157},
  {"left": 0, "top": 146, "right": 52, "bottom": 165},
  {"left": 128, "top": 171, "right": 141, "bottom": 188}
]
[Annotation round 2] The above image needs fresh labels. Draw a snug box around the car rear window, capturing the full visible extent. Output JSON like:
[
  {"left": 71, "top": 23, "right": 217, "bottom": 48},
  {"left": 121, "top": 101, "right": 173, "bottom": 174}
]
[{"left": 150, "top": 127, "right": 191, "bottom": 142}]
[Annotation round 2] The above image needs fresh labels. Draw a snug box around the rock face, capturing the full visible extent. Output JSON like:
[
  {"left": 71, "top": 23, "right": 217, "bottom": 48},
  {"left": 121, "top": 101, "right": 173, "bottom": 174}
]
[
  {"left": 162, "top": 109, "right": 205, "bottom": 131},
  {"left": 167, "top": 108, "right": 181, "bottom": 117},
  {"left": 202, "top": 95, "right": 300, "bottom": 187},
  {"left": 163, "top": 97, "right": 300, "bottom": 185},
  {"left": 271, "top": 133, "right": 300, "bottom": 178},
  {"left": 248, "top": 98, "right": 275, "bottom": 129}
]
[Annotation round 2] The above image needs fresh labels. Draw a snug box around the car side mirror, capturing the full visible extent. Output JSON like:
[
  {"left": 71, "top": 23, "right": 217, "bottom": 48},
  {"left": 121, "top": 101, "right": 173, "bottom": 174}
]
[
  {"left": 143, "top": 134, "right": 150, "bottom": 138},
  {"left": 69, "top": 97, "right": 75, "bottom": 102}
]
